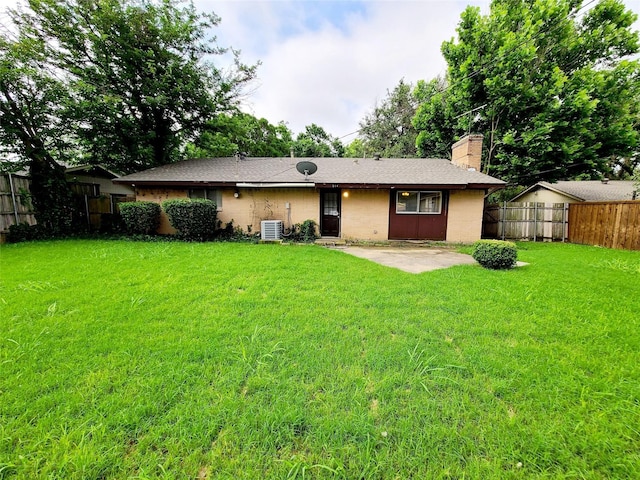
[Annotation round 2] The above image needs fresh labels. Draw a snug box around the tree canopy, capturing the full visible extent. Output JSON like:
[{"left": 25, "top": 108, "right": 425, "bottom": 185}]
[
  {"left": 0, "top": 0, "right": 256, "bottom": 231},
  {"left": 413, "top": 0, "right": 640, "bottom": 184},
  {"left": 0, "top": 22, "right": 75, "bottom": 232},
  {"left": 356, "top": 79, "right": 419, "bottom": 158},
  {"left": 185, "top": 113, "right": 293, "bottom": 158},
  {"left": 2, "top": 0, "right": 257, "bottom": 173},
  {"left": 292, "top": 124, "right": 344, "bottom": 157}
]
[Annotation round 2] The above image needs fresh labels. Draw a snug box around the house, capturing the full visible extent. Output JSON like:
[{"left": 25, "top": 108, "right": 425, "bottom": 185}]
[
  {"left": 510, "top": 180, "right": 637, "bottom": 203},
  {"left": 65, "top": 165, "right": 135, "bottom": 230},
  {"left": 114, "top": 135, "right": 505, "bottom": 242},
  {"left": 66, "top": 165, "right": 135, "bottom": 206},
  {"left": 1, "top": 164, "right": 137, "bottom": 239}
]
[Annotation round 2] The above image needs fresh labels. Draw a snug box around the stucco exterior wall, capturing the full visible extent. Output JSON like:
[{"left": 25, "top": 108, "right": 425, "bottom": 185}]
[
  {"left": 446, "top": 189, "right": 485, "bottom": 243},
  {"left": 135, "top": 187, "right": 320, "bottom": 235},
  {"left": 516, "top": 189, "right": 574, "bottom": 203},
  {"left": 221, "top": 188, "right": 319, "bottom": 233},
  {"left": 135, "top": 186, "right": 486, "bottom": 242},
  {"left": 340, "top": 189, "right": 389, "bottom": 241},
  {"left": 135, "top": 187, "right": 188, "bottom": 234}
]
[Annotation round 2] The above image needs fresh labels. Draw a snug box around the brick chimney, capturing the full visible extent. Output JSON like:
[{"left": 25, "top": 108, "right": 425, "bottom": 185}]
[{"left": 451, "top": 134, "right": 483, "bottom": 171}]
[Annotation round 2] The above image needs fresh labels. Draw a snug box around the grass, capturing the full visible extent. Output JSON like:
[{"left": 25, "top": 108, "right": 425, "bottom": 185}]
[{"left": 0, "top": 239, "right": 639, "bottom": 479}]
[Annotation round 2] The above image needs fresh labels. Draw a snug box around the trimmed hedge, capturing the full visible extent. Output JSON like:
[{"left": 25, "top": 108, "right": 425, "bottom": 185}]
[
  {"left": 119, "top": 201, "right": 161, "bottom": 235},
  {"left": 162, "top": 198, "right": 217, "bottom": 241},
  {"left": 472, "top": 240, "right": 518, "bottom": 270}
]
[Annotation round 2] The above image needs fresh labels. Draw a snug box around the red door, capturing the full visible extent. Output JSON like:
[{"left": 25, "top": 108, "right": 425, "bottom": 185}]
[{"left": 321, "top": 190, "right": 340, "bottom": 236}]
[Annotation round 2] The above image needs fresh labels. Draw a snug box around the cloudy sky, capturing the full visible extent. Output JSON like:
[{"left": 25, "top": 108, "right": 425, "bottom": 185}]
[
  {"left": 2, "top": 0, "right": 639, "bottom": 141},
  {"left": 205, "top": 0, "right": 491, "bottom": 139},
  {"left": 198, "top": 0, "right": 640, "bottom": 140}
]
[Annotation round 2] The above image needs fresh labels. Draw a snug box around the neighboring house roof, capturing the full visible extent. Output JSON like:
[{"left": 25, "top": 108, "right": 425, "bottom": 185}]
[
  {"left": 511, "top": 180, "right": 637, "bottom": 202},
  {"left": 2, "top": 170, "right": 29, "bottom": 177},
  {"left": 115, "top": 157, "right": 505, "bottom": 189},
  {"left": 66, "top": 165, "right": 121, "bottom": 179},
  {"left": 2, "top": 165, "right": 121, "bottom": 179}
]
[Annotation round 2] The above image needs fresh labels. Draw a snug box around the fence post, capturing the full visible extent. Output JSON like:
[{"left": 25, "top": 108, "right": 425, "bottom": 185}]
[
  {"left": 562, "top": 203, "right": 568, "bottom": 242},
  {"left": 532, "top": 203, "right": 536, "bottom": 240},
  {"left": 501, "top": 201, "right": 506, "bottom": 240},
  {"left": 84, "top": 195, "right": 90, "bottom": 227},
  {"left": 8, "top": 173, "right": 19, "bottom": 224}
]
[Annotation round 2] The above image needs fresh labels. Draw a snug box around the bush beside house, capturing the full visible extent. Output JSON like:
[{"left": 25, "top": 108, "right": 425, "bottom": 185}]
[
  {"left": 119, "top": 201, "right": 161, "bottom": 235},
  {"left": 162, "top": 198, "right": 217, "bottom": 241}
]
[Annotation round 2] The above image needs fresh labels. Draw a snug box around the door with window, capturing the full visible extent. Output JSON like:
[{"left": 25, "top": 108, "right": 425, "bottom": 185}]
[
  {"left": 320, "top": 190, "right": 341, "bottom": 236},
  {"left": 388, "top": 190, "right": 448, "bottom": 240}
]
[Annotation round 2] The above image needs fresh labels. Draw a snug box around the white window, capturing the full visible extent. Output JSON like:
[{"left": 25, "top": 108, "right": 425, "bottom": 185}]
[
  {"left": 189, "top": 188, "right": 222, "bottom": 210},
  {"left": 396, "top": 191, "right": 442, "bottom": 214}
]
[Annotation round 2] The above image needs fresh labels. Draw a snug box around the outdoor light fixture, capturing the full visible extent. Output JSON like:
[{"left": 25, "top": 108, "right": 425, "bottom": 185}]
[
  {"left": 234, "top": 189, "right": 240, "bottom": 198},
  {"left": 343, "top": 191, "right": 349, "bottom": 198},
  {"left": 401, "top": 191, "right": 410, "bottom": 197}
]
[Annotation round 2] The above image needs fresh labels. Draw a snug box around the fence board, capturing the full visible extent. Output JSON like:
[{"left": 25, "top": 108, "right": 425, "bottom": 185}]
[
  {"left": 1, "top": 174, "right": 133, "bottom": 238},
  {"left": 568, "top": 201, "right": 640, "bottom": 250},
  {"left": 483, "top": 202, "right": 568, "bottom": 241},
  {"left": 0, "top": 174, "right": 36, "bottom": 235}
]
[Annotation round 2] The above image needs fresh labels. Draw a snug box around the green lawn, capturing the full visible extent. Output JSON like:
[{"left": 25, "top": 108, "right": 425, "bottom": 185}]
[{"left": 1, "top": 240, "right": 639, "bottom": 479}]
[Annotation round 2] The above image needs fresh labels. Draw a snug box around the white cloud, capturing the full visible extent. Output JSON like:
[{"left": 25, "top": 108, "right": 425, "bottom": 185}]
[{"left": 208, "top": 0, "right": 490, "bottom": 138}]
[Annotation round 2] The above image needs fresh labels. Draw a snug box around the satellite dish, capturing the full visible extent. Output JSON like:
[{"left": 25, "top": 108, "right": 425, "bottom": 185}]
[{"left": 296, "top": 161, "right": 317, "bottom": 180}]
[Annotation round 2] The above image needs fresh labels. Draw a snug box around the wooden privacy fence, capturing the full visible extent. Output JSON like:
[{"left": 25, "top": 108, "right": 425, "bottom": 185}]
[
  {"left": 483, "top": 202, "right": 569, "bottom": 241},
  {"left": 0, "top": 174, "right": 36, "bottom": 234},
  {"left": 568, "top": 201, "right": 640, "bottom": 250},
  {"left": 1, "top": 172, "right": 134, "bottom": 239},
  {"left": 76, "top": 194, "right": 134, "bottom": 230}
]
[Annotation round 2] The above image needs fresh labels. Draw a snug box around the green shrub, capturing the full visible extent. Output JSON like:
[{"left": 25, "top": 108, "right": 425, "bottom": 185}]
[
  {"left": 299, "top": 219, "right": 318, "bottom": 242},
  {"left": 472, "top": 240, "right": 518, "bottom": 270},
  {"left": 162, "top": 198, "right": 217, "bottom": 241},
  {"left": 119, "top": 201, "right": 161, "bottom": 235},
  {"left": 7, "top": 223, "right": 46, "bottom": 243},
  {"left": 213, "top": 220, "right": 259, "bottom": 242},
  {"left": 288, "top": 219, "right": 318, "bottom": 243}
]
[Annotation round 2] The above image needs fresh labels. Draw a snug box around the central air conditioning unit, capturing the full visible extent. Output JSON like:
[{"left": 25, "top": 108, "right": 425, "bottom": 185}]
[{"left": 261, "top": 220, "right": 282, "bottom": 240}]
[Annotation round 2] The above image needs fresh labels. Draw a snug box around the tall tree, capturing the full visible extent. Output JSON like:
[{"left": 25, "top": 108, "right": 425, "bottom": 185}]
[
  {"left": 413, "top": 76, "right": 455, "bottom": 159},
  {"left": 358, "top": 79, "right": 419, "bottom": 158},
  {"left": 6, "top": 0, "right": 257, "bottom": 173},
  {"left": 344, "top": 138, "right": 367, "bottom": 158},
  {"left": 0, "top": 33, "right": 74, "bottom": 232},
  {"left": 186, "top": 113, "right": 292, "bottom": 157},
  {"left": 292, "top": 124, "right": 344, "bottom": 157},
  {"left": 413, "top": 0, "right": 640, "bottom": 184}
]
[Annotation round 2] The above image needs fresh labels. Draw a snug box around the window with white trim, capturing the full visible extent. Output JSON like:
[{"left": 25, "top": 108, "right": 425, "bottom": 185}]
[
  {"left": 396, "top": 191, "right": 442, "bottom": 214},
  {"left": 189, "top": 188, "right": 222, "bottom": 210}
]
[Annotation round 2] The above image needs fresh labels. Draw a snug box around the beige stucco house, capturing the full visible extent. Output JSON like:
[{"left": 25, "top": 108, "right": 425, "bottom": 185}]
[{"left": 115, "top": 135, "right": 504, "bottom": 243}]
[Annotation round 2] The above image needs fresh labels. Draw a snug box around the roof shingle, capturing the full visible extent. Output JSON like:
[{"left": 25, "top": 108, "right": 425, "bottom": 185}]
[
  {"left": 514, "top": 180, "right": 637, "bottom": 202},
  {"left": 116, "top": 156, "right": 505, "bottom": 188}
]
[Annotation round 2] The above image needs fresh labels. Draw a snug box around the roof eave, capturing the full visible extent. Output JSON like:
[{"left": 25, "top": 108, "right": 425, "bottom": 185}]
[
  {"left": 114, "top": 180, "right": 504, "bottom": 189},
  {"left": 66, "top": 164, "right": 120, "bottom": 179},
  {"left": 113, "top": 179, "right": 239, "bottom": 187}
]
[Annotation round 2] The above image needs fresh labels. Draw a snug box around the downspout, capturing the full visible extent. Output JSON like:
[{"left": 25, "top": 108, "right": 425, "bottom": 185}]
[{"left": 8, "top": 173, "right": 19, "bottom": 224}]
